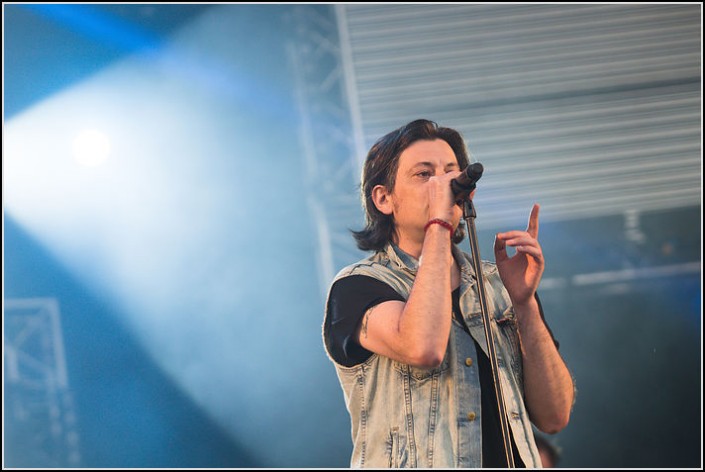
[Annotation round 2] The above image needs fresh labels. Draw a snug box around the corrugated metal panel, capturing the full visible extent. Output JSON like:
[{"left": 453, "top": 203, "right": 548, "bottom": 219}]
[{"left": 339, "top": 4, "right": 701, "bottom": 228}]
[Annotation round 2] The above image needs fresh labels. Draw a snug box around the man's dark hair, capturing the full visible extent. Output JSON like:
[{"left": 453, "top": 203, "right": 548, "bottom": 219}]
[{"left": 352, "top": 119, "right": 471, "bottom": 252}]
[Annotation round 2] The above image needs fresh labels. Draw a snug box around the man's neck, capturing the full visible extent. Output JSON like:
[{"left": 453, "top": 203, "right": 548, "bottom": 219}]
[{"left": 394, "top": 234, "right": 423, "bottom": 260}]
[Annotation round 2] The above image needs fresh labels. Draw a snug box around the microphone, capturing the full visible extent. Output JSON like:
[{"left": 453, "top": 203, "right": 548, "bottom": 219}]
[{"left": 450, "top": 162, "right": 483, "bottom": 202}]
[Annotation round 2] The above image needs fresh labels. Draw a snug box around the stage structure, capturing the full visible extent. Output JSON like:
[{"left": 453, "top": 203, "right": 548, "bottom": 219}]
[
  {"left": 287, "top": 4, "right": 368, "bottom": 298},
  {"left": 4, "top": 298, "right": 81, "bottom": 468}
]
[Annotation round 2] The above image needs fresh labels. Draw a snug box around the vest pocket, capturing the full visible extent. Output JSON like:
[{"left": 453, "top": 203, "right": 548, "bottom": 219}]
[{"left": 397, "top": 350, "right": 450, "bottom": 382}]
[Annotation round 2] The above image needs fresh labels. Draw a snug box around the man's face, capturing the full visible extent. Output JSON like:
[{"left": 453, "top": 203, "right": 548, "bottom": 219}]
[{"left": 389, "top": 139, "right": 463, "bottom": 243}]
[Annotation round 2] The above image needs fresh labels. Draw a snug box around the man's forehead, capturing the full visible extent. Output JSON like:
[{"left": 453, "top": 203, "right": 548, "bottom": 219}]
[{"left": 398, "top": 140, "right": 459, "bottom": 168}]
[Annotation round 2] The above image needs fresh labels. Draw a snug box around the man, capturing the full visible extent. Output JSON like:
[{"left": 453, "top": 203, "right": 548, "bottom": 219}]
[{"left": 323, "top": 119, "right": 574, "bottom": 468}]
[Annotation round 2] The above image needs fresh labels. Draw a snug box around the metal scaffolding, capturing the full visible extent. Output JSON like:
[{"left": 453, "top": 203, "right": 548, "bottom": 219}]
[
  {"left": 287, "top": 5, "right": 367, "bottom": 299},
  {"left": 4, "top": 298, "right": 81, "bottom": 468}
]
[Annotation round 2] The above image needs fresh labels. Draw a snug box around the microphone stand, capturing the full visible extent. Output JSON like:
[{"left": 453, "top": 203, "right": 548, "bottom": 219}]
[{"left": 462, "top": 198, "right": 515, "bottom": 468}]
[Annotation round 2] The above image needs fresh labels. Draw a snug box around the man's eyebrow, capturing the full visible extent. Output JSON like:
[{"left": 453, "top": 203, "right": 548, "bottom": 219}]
[
  {"left": 409, "top": 161, "right": 460, "bottom": 170},
  {"left": 410, "top": 161, "right": 434, "bottom": 169}
]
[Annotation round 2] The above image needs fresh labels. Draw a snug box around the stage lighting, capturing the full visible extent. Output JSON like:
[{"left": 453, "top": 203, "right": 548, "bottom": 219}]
[{"left": 72, "top": 128, "right": 111, "bottom": 167}]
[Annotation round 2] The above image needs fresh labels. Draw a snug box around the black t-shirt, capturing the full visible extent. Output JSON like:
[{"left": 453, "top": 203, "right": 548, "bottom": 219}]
[
  {"left": 325, "top": 275, "right": 405, "bottom": 367},
  {"left": 325, "top": 274, "right": 559, "bottom": 467}
]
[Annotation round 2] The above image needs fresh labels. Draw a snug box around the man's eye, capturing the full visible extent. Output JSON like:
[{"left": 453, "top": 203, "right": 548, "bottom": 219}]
[{"left": 417, "top": 171, "right": 431, "bottom": 178}]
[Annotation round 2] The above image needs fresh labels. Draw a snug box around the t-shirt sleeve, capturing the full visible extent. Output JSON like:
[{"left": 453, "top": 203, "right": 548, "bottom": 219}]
[{"left": 325, "top": 275, "right": 406, "bottom": 367}]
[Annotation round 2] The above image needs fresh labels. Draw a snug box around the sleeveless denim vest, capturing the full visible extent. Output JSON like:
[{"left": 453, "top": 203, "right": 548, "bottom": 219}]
[{"left": 323, "top": 243, "right": 542, "bottom": 468}]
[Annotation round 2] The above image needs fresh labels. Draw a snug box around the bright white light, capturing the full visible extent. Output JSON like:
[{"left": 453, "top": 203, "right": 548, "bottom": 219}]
[
  {"left": 4, "top": 6, "right": 321, "bottom": 466},
  {"left": 4, "top": 23, "right": 263, "bottom": 454},
  {"left": 72, "top": 128, "right": 111, "bottom": 167}
]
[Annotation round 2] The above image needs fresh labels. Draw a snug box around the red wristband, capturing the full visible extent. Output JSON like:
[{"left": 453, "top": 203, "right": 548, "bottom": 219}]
[{"left": 424, "top": 218, "right": 454, "bottom": 233}]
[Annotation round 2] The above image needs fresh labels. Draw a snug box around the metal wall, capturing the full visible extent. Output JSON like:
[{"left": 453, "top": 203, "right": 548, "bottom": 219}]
[{"left": 337, "top": 4, "right": 701, "bottom": 228}]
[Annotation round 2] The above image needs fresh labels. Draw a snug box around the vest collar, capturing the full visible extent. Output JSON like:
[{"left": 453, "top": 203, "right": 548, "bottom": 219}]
[
  {"left": 385, "top": 242, "right": 419, "bottom": 272},
  {"left": 384, "top": 241, "right": 477, "bottom": 280}
]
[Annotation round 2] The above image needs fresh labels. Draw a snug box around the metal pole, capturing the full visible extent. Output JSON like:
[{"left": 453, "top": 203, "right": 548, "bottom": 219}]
[{"left": 463, "top": 199, "right": 515, "bottom": 468}]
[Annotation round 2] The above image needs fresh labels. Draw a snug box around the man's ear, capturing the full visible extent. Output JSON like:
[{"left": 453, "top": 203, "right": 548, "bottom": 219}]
[{"left": 371, "top": 184, "right": 394, "bottom": 215}]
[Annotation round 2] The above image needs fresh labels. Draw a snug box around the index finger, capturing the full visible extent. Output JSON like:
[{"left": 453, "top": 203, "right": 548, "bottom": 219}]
[{"left": 527, "top": 203, "right": 540, "bottom": 238}]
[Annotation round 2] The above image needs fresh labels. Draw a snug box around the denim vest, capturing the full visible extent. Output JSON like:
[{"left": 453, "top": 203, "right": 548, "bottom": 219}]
[{"left": 323, "top": 243, "right": 542, "bottom": 468}]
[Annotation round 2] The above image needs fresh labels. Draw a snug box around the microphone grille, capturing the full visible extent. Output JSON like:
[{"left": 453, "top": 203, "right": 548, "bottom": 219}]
[{"left": 468, "top": 162, "right": 484, "bottom": 178}]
